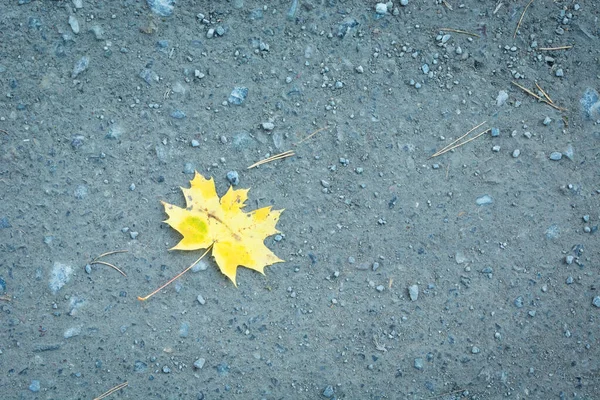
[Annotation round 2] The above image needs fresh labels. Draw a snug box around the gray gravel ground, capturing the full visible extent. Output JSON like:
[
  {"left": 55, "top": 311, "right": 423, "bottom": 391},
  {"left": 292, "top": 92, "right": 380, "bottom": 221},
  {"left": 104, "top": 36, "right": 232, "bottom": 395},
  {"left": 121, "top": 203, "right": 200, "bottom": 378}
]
[{"left": 1, "top": 0, "right": 599, "bottom": 399}]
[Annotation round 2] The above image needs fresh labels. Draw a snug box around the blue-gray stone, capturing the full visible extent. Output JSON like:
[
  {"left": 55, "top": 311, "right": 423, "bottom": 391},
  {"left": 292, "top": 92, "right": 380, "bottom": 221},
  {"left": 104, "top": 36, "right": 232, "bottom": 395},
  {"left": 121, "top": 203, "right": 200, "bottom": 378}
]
[
  {"left": 514, "top": 296, "right": 524, "bottom": 308},
  {"left": 476, "top": 195, "right": 493, "bottom": 205},
  {"left": 134, "top": 361, "right": 148, "bottom": 372},
  {"left": 183, "top": 163, "right": 195, "bottom": 174},
  {"left": 29, "top": 380, "right": 40, "bottom": 392},
  {"left": 491, "top": 127, "right": 500, "bottom": 137},
  {"left": 414, "top": 358, "right": 424, "bottom": 370},
  {"left": 593, "top": 296, "right": 600, "bottom": 308},
  {"left": 72, "top": 56, "right": 89, "bottom": 78},
  {"left": 139, "top": 68, "right": 159, "bottom": 85},
  {"left": 580, "top": 88, "right": 600, "bottom": 119},
  {"left": 545, "top": 224, "right": 560, "bottom": 239},
  {"left": 146, "top": 0, "right": 174, "bottom": 16},
  {"left": 549, "top": 152, "right": 562, "bottom": 161},
  {"left": 170, "top": 110, "right": 186, "bottom": 119},
  {"left": 421, "top": 64, "right": 430, "bottom": 74},
  {"left": 322, "top": 385, "right": 334, "bottom": 398},
  {"left": 0, "top": 276, "right": 5, "bottom": 293},
  {"left": 179, "top": 322, "right": 189, "bottom": 338},
  {"left": 0, "top": 216, "right": 10, "bottom": 228},
  {"left": 228, "top": 87, "right": 248, "bottom": 105},
  {"left": 216, "top": 363, "right": 229, "bottom": 376},
  {"left": 226, "top": 171, "right": 239, "bottom": 186},
  {"left": 156, "top": 40, "right": 169, "bottom": 48}
]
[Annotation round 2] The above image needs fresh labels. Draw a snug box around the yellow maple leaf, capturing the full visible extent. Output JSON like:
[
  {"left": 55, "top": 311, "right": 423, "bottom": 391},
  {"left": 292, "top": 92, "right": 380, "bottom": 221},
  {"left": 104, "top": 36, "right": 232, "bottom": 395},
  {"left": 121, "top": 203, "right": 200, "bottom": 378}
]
[{"left": 161, "top": 172, "right": 283, "bottom": 287}]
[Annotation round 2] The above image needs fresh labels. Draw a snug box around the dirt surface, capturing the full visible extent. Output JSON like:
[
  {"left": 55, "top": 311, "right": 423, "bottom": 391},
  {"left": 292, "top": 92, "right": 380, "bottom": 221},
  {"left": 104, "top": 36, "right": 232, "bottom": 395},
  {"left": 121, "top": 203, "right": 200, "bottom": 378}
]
[{"left": 1, "top": 0, "right": 599, "bottom": 399}]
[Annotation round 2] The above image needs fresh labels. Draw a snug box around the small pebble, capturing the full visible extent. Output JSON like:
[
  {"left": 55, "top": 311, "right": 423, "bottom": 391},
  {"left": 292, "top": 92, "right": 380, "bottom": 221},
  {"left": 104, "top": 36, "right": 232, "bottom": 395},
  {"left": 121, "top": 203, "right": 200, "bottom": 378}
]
[
  {"left": 183, "top": 163, "right": 195, "bottom": 174},
  {"left": 29, "top": 380, "right": 40, "bottom": 393},
  {"left": 491, "top": 127, "right": 500, "bottom": 137},
  {"left": 476, "top": 195, "right": 493, "bottom": 205},
  {"left": 193, "top": 358, "right": 206, "bottom": 369},
  {"left": 414, "top": 358, "right": 424, "bottom": 370},
  {"left": 376, "top": 285, "right": 384, "bottom": 292},
  {"left": 583, "top": 215, "right": 590, "bottom": 222},
  {"left": 514, "top": 296, "right": 524, "bottom": 308},
  {"left": 543, "top": 116, "right": 552, "bottom": 126},
  {"left": 129, "top": 231, "right": 139, "bottom": 239},
  {"left": 492, "top": 145, "right": 501, "bottom": 152},
  {"left": 512, "top": 149, "right": 521, "bottom": 158},
  {"left": 162, "top": 366, "right": 171, "bottom": 374},
  {"left": 496, "top": 90, "right": 509, "bottom": 106},
  {"left": 555, "top": 68, "right": 564, "bottom": 77},
  {"left": 322, "top": 385, "right": 335, "bottom": 398},
  {"left": 191, "top": 139, "right": 200, "bottom": 147},
  {"left": 129, "top": 183, "right": 136, "bottom": 191},
  {"left": 262, "top": 122, "right": 275, "bottom": 131},
  {"left": 549, "top": 152, "right": 562, "bottom": 161},
  {"left": 226, "top": 171, "right": 239, "bottom": 186},
  {"left": 375, "top": 3, "right": 388, "bottom": 14},
  {"left": 179, "top": 322, "right": 189, "bottom": 338},
  {"left": 356, "top": 65, "right": 364, "bottom": 73},
  {"left": 471, "top": 346, "right": 480, "bottom": 354},
  {"left": 592, "top": 296, "right": 600, "bottom": 308},
  {"left": 68, "top": 15, "right": 80, "bottom": 34},
  {"left": 566, "top": 276, "right": 574, "bottom": 284},
  {"left": 565, "top": 255, "right": 574, "bottom": 265},
  {"left": 408, "top": 284, "right": 419, "bottom": 301},
  {"left": 528, "top": 310, "right": 537, "bottom": 317},
  {"left": 72, "top": 56, "right": 89, "bottom": 78},
  {"left": 197, "top": 294, "right": 206, "bottom": 305},
  {"left": 228, "top": 87, "right": 248, "bottom": 105},
  {"left": 400, "top": 0, "right": 409, "bottom": 5}
]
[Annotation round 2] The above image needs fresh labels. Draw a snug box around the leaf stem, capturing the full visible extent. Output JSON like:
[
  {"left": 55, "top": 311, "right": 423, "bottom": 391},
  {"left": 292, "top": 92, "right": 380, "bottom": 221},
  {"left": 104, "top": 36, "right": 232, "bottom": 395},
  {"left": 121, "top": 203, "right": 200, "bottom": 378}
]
[{"left": 137, "top": 245, "right": 213, "bottom": 301}]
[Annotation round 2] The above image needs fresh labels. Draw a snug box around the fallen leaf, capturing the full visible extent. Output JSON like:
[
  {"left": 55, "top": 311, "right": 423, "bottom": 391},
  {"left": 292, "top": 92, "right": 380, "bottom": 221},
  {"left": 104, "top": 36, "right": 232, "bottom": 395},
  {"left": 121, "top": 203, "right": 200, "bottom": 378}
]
[{"left": 162, "top": 172, "right": 283, "bottom": 286}]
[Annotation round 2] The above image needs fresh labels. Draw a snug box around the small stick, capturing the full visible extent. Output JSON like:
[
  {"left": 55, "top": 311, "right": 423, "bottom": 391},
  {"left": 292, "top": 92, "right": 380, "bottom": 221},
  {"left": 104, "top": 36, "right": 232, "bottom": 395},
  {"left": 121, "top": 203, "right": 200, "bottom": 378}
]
[
  {"left": 535, "top": 82, "right": 554, "bottom": 104},
  {"left": 431, "top": 121, "right": 487, "bottom": 158},
  {"left": 93, "top": 381, "right": 128, "bottom": 400},
  {"left": 93, "top": 250, "right": 128, "bottom": 260},
  {"left": 514, "top": 0, "right": 534, "bottom": 39},
  {"left": 0, "top": 294, "right": 11, "bottom": 302},
  {"left": 439, "top": 28, "right": 480, "bottom": 38},
  {"left": 511, "top": 81, "right": 567, "bottom": 111},
  {"left": 431, "top": 129, "right": 490, "bottom": 158},
  {"left": 539, "top": 45, "right": 573, "bottom": 51},
  {"left": 90, "top": 260, "right": 127, "bottom": 277},
  {"left": 294, "top": 126, "right": 327, "bottom": 146},
  {"left": 0, "top": 129, "right": 8, "bottom": 135},
  {"left": 90, "top": 249, "right": 129, "bottom": 276},
  {"left": 137, "top": 246, "right": 212, "bottom": 301},
  {"left": 442, "top": 0, "right": 453, "bottom": 10},
  {"left": 247, "top": 150, "right": 295, "bottom": 169}
]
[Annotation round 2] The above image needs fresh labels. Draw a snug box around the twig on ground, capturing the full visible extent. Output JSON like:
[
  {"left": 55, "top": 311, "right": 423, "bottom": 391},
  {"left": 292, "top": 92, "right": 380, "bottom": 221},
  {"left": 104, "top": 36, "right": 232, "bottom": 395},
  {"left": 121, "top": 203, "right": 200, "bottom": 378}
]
[
  {"left": 0, "top": 294, "right": 12, "bottom": 302},
  {"left": 430, "top": 121, "right": 487, "bottom": 158},
  {"left": 0, "top": 129, "right": 8, "bottom": 135},
  {"left": 138, "top": 246, "right": 212, "bottom": 301},
  {"left": 247, "top": 150, "right": 295, "bottom": 169},
  {"left": 511, "top": 81, "right": 567, "bottom": 111},
  {"left": 93, "top": 382, "right": 128, "bottom": 400},
  {"left": 514, "top": 0, "right": 535, "bottom": 39},
  {"left": 439, "top": 28, "right": 479, "bottom": 38},
  {"left": 294, "top": 126, "right": 327, "bottom": 146},
  {"left": 90, "top": 249, "right": 128, "bottom": 276},
  {"left": 539, "top": 45, "right": 573, "bottom": 51},
  {"left": 535, "top": 82, "right": 554, "bottom": 104}
]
